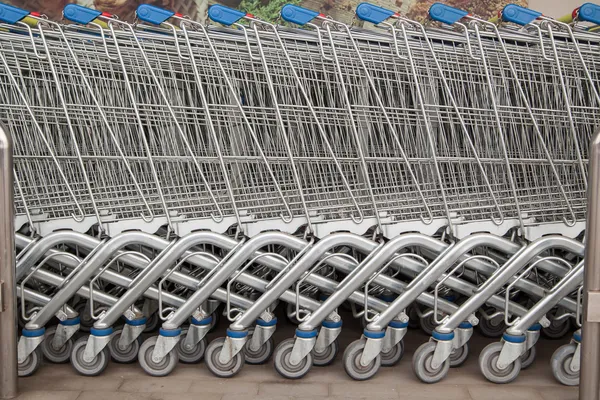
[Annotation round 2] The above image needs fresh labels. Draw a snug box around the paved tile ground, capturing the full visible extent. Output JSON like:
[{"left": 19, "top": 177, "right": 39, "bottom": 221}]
[{"left": 16, "top": 314, "right": 580, "bottom": 400}]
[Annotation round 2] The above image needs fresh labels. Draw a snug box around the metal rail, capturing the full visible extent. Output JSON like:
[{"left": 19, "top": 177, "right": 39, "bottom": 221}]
[
  {"left": 581, "top": 129, "right": 600, "bottom": 400},
  {"left": 0, "top": 123, "right": 16, "bottom": 399}
]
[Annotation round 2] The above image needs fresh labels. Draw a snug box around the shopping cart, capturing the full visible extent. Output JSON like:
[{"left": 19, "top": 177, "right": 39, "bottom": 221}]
[{"left": 0, "top": 0, "right": 596, "bottom": 387}]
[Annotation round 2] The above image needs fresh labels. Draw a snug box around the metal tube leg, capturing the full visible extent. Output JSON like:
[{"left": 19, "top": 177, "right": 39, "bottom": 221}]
[{"left": 0, "top": 124, "right": 17, "bottom": 399}]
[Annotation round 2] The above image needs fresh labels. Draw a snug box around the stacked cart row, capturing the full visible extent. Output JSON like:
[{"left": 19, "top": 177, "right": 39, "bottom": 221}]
[{"left": 2, "top": 0, "right": 598, "bottom": 387}]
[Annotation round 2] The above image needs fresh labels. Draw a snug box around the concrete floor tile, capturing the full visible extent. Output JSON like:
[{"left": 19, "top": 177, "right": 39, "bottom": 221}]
[
  {"left": 17, "top": 391, "right": 81, "bottom": 400},
  {"left": 395, "top": 384, "right": 472, "bottom": 400},
  {"left": 78, "top": 391, "right": 223, "bottom": 400},
  {"left": 189, "top": 380, "right": 259, "bottom": 395},
  {"left": 468, "top": 386, "right": 544, "bottom": 400},
  {"left": 119, "top": 378, "right": 192, "bottom": 393},
  {"left": 538, "top": 387, "right": 579, "bottom": 400},
  {"left": 19, "top": 376, "right": 123, "bottom": 392},
  {"left": 295, "top": 397, "right": 359, "bottom": 400},
  {"left": 19, "top": 376, "right": 84, "bottom": 391},
  {"left": 76, "top": 392, "right": 148, "bottom": 400},
  {"left": 259, "top": 382, "right": 329, "bottom": 397},
  {"left": 221, "top": 395, "right": 291, "bottom": 400},
  {"left": 329, "top": 382, "right": 399, "bottom": 398},
  {"left": 102, "top": 364, "right": 149, "bottom": 378}
]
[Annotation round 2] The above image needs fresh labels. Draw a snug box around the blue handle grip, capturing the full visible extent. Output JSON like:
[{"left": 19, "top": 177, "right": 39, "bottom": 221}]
[
  {"left": 137, "top": 5, "right": 175, "bottom": 25},
  {"left": 280, "top": 4, "right": 319, "bottom": 26},
  {"left": 0, "top": 3, "right": 29, "bottom": 25},
  {"left": 428, "top": 3, "right": 468, "bottom": 25},
  {"left": 501, "top": 4, "right": 541, "bottom": 26},
  {"left": 578, "top": 3, "right": 600, "bottom": 25},
  {"left": 208, "top": 4, "right": 246, "bottom": 26},
  {"left": 355, "top": 3, "right": 396, "bottom": 25},
  {"left": 63, "top": 4, "right": 102, "bottom": 25}
]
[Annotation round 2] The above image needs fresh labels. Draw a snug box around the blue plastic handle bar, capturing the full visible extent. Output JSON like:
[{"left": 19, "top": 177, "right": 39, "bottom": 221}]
[
  {"left": 578, "top": 3, "right": 600, "bottom": 25},
  {"left": 501, "top": 4, "right": 541, "bottom": 26},
  {"left": 428, "top": 3, "right": 468, "bottom": 25},
  {"left": 208, "top": 4, "right": 246, "bottom": 26},
  {"left": 0, "top": 3, "right": 29, "bottom": 25},
  {"left": 136, "top": 4, "right": 175, "bottom": 25},
  {"left": 63, "top": 4, "right": 102, "bottom": 25},
  {"left": 355, "top": 3, "right": 396, "bottom": 25},
  {"left": 280, "top": 4, "right": 320, "bottom": 26}
]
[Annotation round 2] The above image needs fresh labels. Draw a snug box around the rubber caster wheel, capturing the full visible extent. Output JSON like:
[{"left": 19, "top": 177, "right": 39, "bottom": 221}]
[
  {"left": 273, "top": 338, "right": 313, "bottom": 379},
  {"left": 143, "top": 312, "right": 159, "bottom": 333},
  {"left": 138, "top": 336, "right": 178, "bottom": 377},
  {"left": 74, "top": 302, "right": 93, "bottom": 333},
  {"left": 205, "top": 337, "right": 245, "bottom": 378},
  {"left": 18, "top": 346, "right": 43, "bottom": 377},
  {"left": 478, "top": 342, "right": 521, "bottom": 384},
  {"left": 41, "top": 326, "right": 73, "bottom": 363},
  {"left": 244, "top": 336, "right": 274, "bottom": 365},
  {"left": 542, "top": 317, "right": 572, "bottom": 340},
  {"left": 312, "top": 339, "right": 339, "bottom": 366},
  {"left": 108, "top": 329, "right": 140, "bottom": 363},
  {"left": 177, "top": 329, "right": 207, "bottom": 364},
  {"left": 412, "top": 342, "right": 450, "bottom": 383},
  {"left": 551, "top": 343, "right": 579, "bottom": 386},
  {"left": 381, "top": 340, "right": 404, "bottom": 367},
  {"left": 343, "top": 339, "right": 381, "bottom": 380},
  {"left": 70, "top": 336, "right": 110, "bottom": 376},
  {"left": 449, "top": 343, "right": 469, "bottom": 368},
  {"left": 209, "top": 311, "right": 220, "bottom": 333},
  {"left": 286, "top": 303, "right": 301, "bottom": 326},
  {"left": 478, "top": 308, "right": 506, "bottom": 338},
  {"left": 407, "top": 305, "right": 420, "bottom": 329},
  {"left": 419, "top": 312, "right": 437, "bottom": 336},
  {"left": 520, "top": 346, "right": 536, "bottom": 370}
]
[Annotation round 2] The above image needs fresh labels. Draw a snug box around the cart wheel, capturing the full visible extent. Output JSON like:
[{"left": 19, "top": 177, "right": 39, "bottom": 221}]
[
  {"left": 70, "top": 336, "right": 110, "bottom": 376},
  {"left": 286, "top": 303, "right": 301, "bottom": 325},
  {"left": 407, "top": 304, "right": 420, "bottom": 329},
  {"left": 244, "top": 336, "right": 274, "bottom": 365},
  {"left": 419, "top": 312, "right": 437, "bottom": 335},
  {"left": 209, "top": 311, "right": 220, "bottom": 333},
  {"left": 381, "top": 340, "right": 404, "bottom": 367},
  {"left": 551, "top": 343, "right": 579, "bottom": 386},
  {"left": 520, "top": 346, "right": 536, "bottom": 370},
  {"left": 312, "top": 339, "right": 338, "bottom": 366},
  {"left": 41, "top": 326, "right": 73, "bottom": 363},
  {"left": 74, "top": 302, "right": 93, "bottom": 332},
  {"left": 205, "top": 337, "right": 245, "bottom": 378},
  {"left": 412, "top": 342, "right": 450, "bottom": 383},
  {"left": 143, "top": 312, "right": 159, "bottom": 333},
  {"left": 478, "top": 342, "right": 521, "bottom": 384},
  {"left": 177, "top": 329, "right": 206, "bottom": 364},
  {"left": 478, "top": 309, "right": 506, "bottom": 338},
  {"left": 108, "top": 329, "right": 140, "bottom": 363},
  {"left": 18, "top": 346, "right": 43, "bottom": 377},
  {"left": 343, "top": 338, "right": 381, "bottom": 380},
  {"left": 138, "top": 336, "right": 178, "bottom": 377},
  {"left": 542, "top": 317, "right": 572, "bottom": 340},
  {"left": 273, "top": 338, "right": 313, "bottom": 379},
  {"left": 449, "top": 342, "right": 469, "bottom": 368}
]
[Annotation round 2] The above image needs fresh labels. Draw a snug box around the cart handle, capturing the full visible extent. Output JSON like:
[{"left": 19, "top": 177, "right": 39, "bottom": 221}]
[
  {"left": 499, "top": 4, "right": 541, "bottom": 26},
  {"left": 63, "top": 4, "right": 104, "bottom": 24},
  {"left": 280, "top": 4, "right": 323, "bottom": 26},
  {"left": 136, "top": 4, "right": 177, "bottom": 25},
  {"left": 355, "top": 3, "right": 398, "bottom": 25},
  {"left": 208, "top": 4, "right": 248, "bottom": 26},
  {"left": 562, "top": 3, "right": 600, "bottom": 25},
  {"left": 428, "top": 3, "right": 468, "bottom": 25},
  {"left": 0, "top": 3, "right": 30, "bottom": 24}
]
